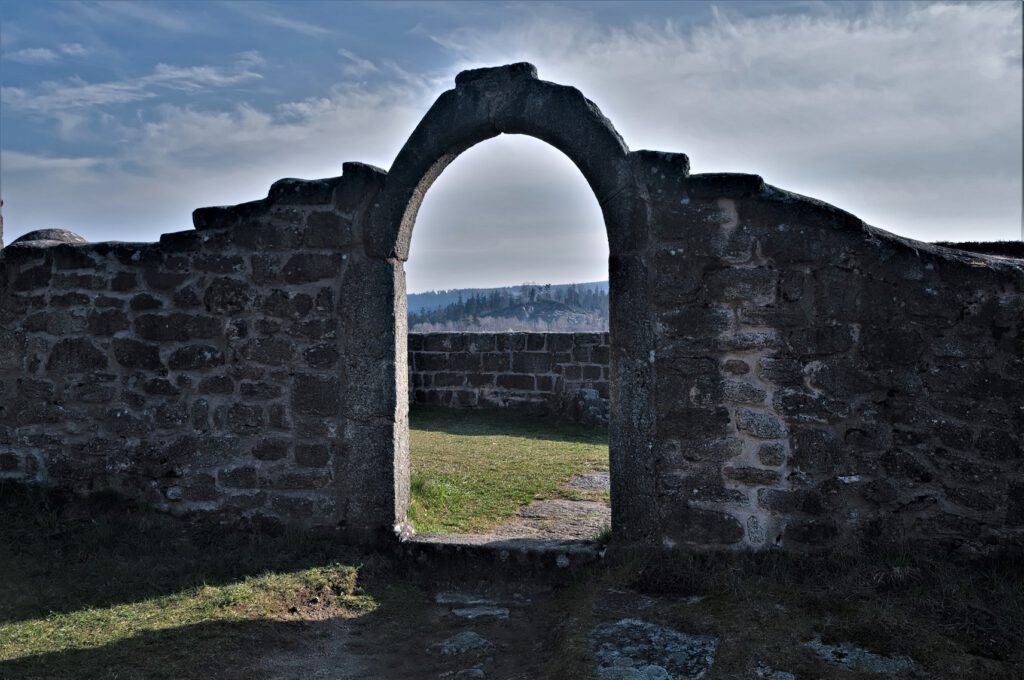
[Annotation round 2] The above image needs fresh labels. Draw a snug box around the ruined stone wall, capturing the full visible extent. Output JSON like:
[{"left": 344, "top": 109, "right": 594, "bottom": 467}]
[
  {"left": 642, "top": 166, "right": 1024, "bottom": 552},
  {"left": 2, "top": 63, "right": 1022, "bottom": 554},
  {"left": 0, "top": 166, "right": 384, "bottom": 531},
  {"left": 408, "top": 331, "right": 609, "bottom": 425}
]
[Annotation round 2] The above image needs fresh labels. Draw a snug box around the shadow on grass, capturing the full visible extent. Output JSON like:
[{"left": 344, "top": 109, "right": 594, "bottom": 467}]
[
  {"left": 409, "top": 404, "right": 606, "bottom": 444},
  {"left": 0, "top": 482, "right": 370, "bottom": 625},
  {"left": 0, "top": 618, "right": 321, "bottom": 680}
]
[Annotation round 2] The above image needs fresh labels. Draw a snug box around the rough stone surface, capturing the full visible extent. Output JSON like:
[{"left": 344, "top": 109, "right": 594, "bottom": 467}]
[
  {"left": 590, "top": 619, "right": 717, "bottom": 680},
  {"left": 2, "top": 62, "right": 1022, "bottom": 553},
  {"left": 427, "top": 631, "right": 495, "bottom": 656},
  {"left": 803, "top": 638, "right": 916, "bottom": 674}
]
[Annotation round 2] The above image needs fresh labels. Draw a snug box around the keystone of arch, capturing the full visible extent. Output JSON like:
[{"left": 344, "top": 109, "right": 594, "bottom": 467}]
[{"left": 366, "top": 63, "right": 644, "bottom": 260}]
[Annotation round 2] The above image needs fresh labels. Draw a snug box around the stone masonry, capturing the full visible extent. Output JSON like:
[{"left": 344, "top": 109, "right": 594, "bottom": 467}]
[
  {"left": 408, "top": 331, "right": 610, "bottom": 426},
  {"left": 1, "top": 63, "right": 1021, "bottom": 553}
]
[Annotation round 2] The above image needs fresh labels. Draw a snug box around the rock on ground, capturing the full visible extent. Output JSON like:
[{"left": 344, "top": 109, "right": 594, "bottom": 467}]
[
  {"left": 804, "top": 638, "right": 916, "bottom": 674},
  {"left": 590, "top": 618, "right": 717, "bottom": 680},
  {"left": 427, "top": 631, "right": 495, "bottom": 656}
]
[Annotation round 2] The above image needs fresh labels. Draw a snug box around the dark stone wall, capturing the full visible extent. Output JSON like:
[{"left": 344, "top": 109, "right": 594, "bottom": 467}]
[
  {"left": 408, "top": 332, "right": 609, "bottom": 425},
  {"left": 2, "top": 63, "right": 1021, "bottom": 554},
  {"left": 0, "top": 166, "right": 384, "bottom": 531},
  {"left": 641, "top": 166, "right": 1024, "bottom": 552}
]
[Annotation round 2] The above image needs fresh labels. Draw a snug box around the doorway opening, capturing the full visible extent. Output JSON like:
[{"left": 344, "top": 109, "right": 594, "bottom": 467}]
[{"left": 402, "top": 135, "right": 612, "bottom": 546}]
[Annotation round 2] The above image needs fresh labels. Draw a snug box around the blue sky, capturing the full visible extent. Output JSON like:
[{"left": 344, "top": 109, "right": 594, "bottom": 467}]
[{"left": 1, "top": 1, "right": 1021, "bottom": 292}]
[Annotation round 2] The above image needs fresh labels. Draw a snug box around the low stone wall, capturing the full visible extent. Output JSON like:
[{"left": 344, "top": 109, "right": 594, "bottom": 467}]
[
  {"left": 408, "top": 332, "right": 609, "bottom": 426},
  {"left": 0, "top": 169, "right": 382, "bottom": 531}
]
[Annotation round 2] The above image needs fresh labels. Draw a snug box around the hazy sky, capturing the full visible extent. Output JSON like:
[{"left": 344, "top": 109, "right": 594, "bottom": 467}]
[{"left": 2, "top": 1, "right": 1021, "bottom": 292}]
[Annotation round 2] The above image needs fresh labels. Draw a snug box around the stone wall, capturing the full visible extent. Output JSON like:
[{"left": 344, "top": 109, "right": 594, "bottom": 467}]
[
  {"left": 0, "top": 167, "right": 388, "bottom": 534},
  {"left": 642, "top": 169, "right": 1024, "bottom": 552},
  {"left": 2, "top": 63, "right": 1022, "bottom": 554},
  {"left": 408, "top": 332, "right": 609, "bottom": 425}
]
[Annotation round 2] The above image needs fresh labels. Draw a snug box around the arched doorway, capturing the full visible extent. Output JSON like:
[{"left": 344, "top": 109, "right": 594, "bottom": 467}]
[{"left": 365, "top": 63, "right": 656, "bottom": 545}]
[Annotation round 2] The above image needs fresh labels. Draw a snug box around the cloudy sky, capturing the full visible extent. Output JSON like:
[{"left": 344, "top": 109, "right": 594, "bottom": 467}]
[{"left": 1, "top": 1, "right": 1021, "bottom": 292}]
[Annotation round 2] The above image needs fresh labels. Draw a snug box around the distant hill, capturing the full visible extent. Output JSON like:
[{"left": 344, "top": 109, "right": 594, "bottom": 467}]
[
  {"left": 408, "top": 281, "right": 609, "bottom": 332},
  {"left": 407, "top": 281, "right": 608, "bottom": 314}
]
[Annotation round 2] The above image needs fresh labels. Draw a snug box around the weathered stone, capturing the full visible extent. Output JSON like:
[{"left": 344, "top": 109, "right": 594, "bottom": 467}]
[
  {"left": 734, "top": 409, "right": 787, "bottom": 439},
  {"left": 281, "top": 253, "right": 341, "bottom": 283},
  {"left": 590, "top": 619, "right": 717, "bottom": 680},
  {"left": 724, "top": 466, "right": 780, "bottom": 486},
  {"left": 664, "top": 506, "right": 745, "bottom": 544},
  {"left": 198, "top": 375, "right": 234, "bottom": 394},
  {"left": 721, "top": 380, "right": 766, "bottom": 405},
  {"left": 135, "top": 313, "right": 221, "bottom": 341},
  {"left": 110, "top": 271, "right": 137, "bottom": 291},
  {"left": 143, "top": 269, "right": 188, "bottom": 290},
  {"left": 173, "top": 286, "right": 201, "bottom": 309},
  {"left": 111, "top": 338, "right": 162, "bottom": 370},
  {"left": 240, "top": 381, "right": 282, "bottom": 399},
  {"left": 168, "top": 345, "right": 225, "bottom": 371},
  {"left": 130, "top": 293, "right": 163, "bottom": 311},
  {"left": 243, "top": 337, "right": 295, "bottom": 366},
  {"left": 143, "top": 378, "right": 180, "bottom": 396},
  {"left": 757, "top": 443, "right": 787, "bottom": 466},
  {"left": 292, "top": 375, "right": 340, "bottom": 416},
  {"left": 46, "top": 338, "right": 108, "bottom": 372},
  {"left": 303, "top": 343, "right": 338, "bottom": 368},
  {"left": 295, "top": 442, "right": 330, "bottom": 467},
  {"left": 215, "top": 403, "right": 264, "bottom": 434},
  {"left": 253, "top": 438, "right": 290, "bottom": 461},
  {"left": 304, "top": 211, "right": 354, "bottom": 248},
  {"left": 219, "top": 466, "right": 258, "bottom": 489},
  {"left": 203, "top": 277, "right": 254, "bottom": 314}
]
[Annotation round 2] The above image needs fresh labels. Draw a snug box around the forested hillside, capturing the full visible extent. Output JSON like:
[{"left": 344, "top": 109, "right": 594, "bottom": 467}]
[{"left": 408, "top": 281, "right": 609, "bottom": 332}]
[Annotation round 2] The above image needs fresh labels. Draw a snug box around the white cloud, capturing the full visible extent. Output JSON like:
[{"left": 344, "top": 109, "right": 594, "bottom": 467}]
[
  {"left": 3, "top": 54, "right": 263, "bottom": 113},
  {"left": 88, "top": 1, "right": 194, "bottom": 32},
  {"left": 6, "top": 47, "right": 59, "bottom": 64},
  {"left": 59, "top": 43, "right": 89, "bottom": 57},
  {"left": 339, "top": 49, "right": 380, "bottom": 79},
  {"left": 1, "top": 79, "right": 432, "bottom": 246},
  {"left": 225, "top": 2, "right": 333, "bottom": 36},
  {"left": 428, "top": 2, "right": 1023, "bottom": 242}
]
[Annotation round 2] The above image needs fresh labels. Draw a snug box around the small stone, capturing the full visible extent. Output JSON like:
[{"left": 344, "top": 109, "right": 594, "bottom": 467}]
[
  {"left": 427, "top": 631, "right": 494, "bottom": 656},
  {"left": 803, "top": 638, "right": 915, "bottom": 674},
  {"left": 451, "top": 606, "right": 509, "bottom": 620},
  {"left": 735, "top": 409, "right": 787, "bottom": 439},
  {"left": 435, "top": 593, "right": 498, "bottom": 606},
  {"left": 568, "top": 471, "right": 611, "bottom": 492}
]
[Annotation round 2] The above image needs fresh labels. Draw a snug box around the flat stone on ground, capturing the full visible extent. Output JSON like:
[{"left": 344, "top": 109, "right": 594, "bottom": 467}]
[
  {"left": 450, "top": 606, "right": 510, "bottom": 620},
  {"left": 590, "top": 618, "right": 717, "bottom": 680},
  {"left": 568, "top": 471, "right": 611, "bottom": 492},
  {"left": 803, "top": 638, "right": 916, "bottom": 674},
  {"left": 427, "top": 631, "right": 494, "bottom": 656}
]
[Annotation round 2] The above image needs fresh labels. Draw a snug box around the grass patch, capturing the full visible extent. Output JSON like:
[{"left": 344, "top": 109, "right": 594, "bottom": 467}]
[
  {"left": 408, "top": 405, "right": 609, "bottom": 533},
  {"left": 0, "top": 483, "right": 378, "bottom": 678}
]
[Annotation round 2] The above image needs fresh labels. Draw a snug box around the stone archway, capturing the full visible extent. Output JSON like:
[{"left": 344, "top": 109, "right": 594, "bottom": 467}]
[{"left": 364, "top": 63, "right": 658, "bottom": 543}]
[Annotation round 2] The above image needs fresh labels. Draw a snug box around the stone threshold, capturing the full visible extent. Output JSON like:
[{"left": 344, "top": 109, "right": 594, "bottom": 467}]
[{"left": 398, "top": 533, "right": 604, "bottom": 571}]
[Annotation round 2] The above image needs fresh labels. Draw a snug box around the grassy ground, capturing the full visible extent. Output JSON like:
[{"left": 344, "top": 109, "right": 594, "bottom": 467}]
[
  {"left": 0, "top": 484, "right": 381, "bottom": 679},
  {"left": 408, "top": 405, "right": 609, "bottom": 533},
  {"left": 2, "top": 483, "right": 1023, "bottom": 678}
]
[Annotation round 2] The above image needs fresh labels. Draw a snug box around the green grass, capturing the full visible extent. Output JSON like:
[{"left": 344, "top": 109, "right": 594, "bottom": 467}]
[
  {"left": 0, "top": 484, "right": 379, "bottom": 678},
  {"left": 408, "top": 405, "right": 609, "bottom": 533}
]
